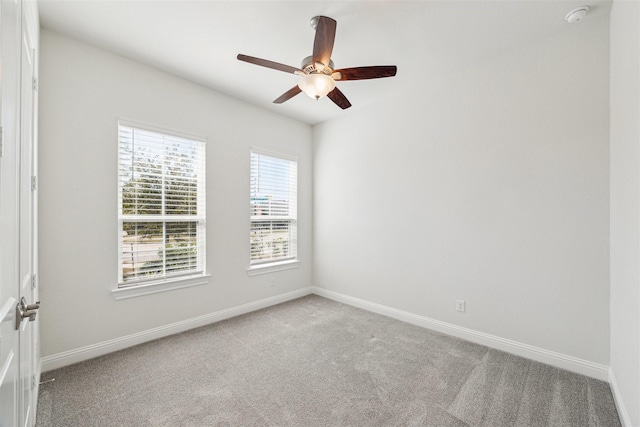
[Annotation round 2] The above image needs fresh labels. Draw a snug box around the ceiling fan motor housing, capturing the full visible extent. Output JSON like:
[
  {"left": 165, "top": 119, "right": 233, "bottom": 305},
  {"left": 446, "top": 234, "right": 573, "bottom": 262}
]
[
  {"left": 310, "top": 16, "right": 321, "bottom": 31},
  {"left": 301, "top": 56, "right": 335, "bottom": 75}
]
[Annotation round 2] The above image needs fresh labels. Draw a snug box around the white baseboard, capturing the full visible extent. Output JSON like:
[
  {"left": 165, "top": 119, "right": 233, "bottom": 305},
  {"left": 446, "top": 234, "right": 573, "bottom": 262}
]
[
  {"left": 312, "top": 287, "right": 610, "bottom": 381},
  {"left": 609, "top": 368, "right": 633, "bottom": 427},
  {"left": 41, "top": 285, "right": 610, "bottom": 382},
  {"left": 41, "top": 287, "right": 313, "bottom": 372}
]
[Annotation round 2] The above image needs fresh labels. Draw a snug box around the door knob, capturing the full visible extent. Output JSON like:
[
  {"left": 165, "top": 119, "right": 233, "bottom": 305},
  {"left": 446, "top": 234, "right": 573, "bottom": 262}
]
[
  {"left": 15, "top": 297, "right": 41, "bottom": 330},
  {"left": 25, "top": 301, "right": 40, "bottom": 310}
]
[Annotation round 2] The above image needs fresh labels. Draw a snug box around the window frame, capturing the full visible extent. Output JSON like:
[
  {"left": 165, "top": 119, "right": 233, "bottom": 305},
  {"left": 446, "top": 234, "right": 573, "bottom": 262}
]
[
  {"left": 115, "top": 119, "right": 207, "bottom": 296},
  {"left": 248, "top": 148, "right": 299, "bottom": 274}
]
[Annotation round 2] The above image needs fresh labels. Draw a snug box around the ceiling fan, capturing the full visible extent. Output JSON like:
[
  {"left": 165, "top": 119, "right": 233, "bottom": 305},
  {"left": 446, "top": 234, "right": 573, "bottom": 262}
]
[{"left": 237, "top": 16, "right": 397, "bottom": 110}]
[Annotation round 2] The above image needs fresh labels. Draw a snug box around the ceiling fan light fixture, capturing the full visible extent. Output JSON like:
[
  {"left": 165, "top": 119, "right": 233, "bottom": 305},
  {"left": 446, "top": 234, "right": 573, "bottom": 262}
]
[
  {"left": 237, "top": 16, "right": 397, "bottom": 110},
  {"left": 298, "top": 73, "right": 335, "bottom": 100}
]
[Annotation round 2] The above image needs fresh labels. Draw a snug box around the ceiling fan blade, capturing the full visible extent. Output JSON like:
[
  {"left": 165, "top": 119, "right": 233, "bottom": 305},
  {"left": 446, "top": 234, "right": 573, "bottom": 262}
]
[
  {"left": 312, "top": 16, "right": 337, "bottom": 69},
  {"left": 332, "top": 66, "right": 397, "bottom": 81},
  {"left": 273, "top": 86, "right": 302, "bottom": 104},
  {"left": 237, "top": 54, "right": 302, "bottom": 75},
  {"left": 327, "top": 87, "right": 352, "bottom": 110}
]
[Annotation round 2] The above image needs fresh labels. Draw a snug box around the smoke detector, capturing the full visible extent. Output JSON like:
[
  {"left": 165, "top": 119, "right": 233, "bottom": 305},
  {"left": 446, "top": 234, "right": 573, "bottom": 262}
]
[{"left": 565, "top": 6, "right": 589, "bottom": 23}]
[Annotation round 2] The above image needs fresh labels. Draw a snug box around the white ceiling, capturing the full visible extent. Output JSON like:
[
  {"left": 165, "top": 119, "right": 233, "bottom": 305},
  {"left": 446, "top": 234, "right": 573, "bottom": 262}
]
[{"left": 38, "top": 0, "right": 611, "bottom": 125}]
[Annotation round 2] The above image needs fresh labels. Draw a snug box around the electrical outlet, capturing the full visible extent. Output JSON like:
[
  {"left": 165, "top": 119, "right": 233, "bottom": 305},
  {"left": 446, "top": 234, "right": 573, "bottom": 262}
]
[
  {"left": 270, "top": 277, "right": 276, "bottom": 287},
  {"left": 456, "top": 299, "right": 465, "bottom": 312}
]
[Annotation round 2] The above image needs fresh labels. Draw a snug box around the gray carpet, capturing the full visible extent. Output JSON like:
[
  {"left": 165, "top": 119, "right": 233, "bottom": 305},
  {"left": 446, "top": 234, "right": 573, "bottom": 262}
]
[{"left": 36, "top": 295, "right": 621, "bottom": 426}]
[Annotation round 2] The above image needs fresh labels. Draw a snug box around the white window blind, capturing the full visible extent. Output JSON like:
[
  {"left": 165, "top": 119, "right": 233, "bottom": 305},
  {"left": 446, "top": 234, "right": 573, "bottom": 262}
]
[
  {"left": 250, "top": 149, "right": 297, "bottom": 266},
  {"left": 118, "top": 122, "right": 206, "bottom": 286}
]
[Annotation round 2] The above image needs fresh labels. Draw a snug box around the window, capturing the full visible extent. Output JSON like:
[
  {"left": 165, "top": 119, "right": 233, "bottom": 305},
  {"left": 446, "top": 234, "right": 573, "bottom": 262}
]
[
  {"left": 118, "top": 121, "right": 206, "bottom": 287},
  {"left": 250, "top": 149, "right": 297, "bottom": 266}
]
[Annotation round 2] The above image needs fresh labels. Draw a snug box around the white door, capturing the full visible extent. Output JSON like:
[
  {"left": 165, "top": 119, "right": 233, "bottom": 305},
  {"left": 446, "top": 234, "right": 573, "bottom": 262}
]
[
  {"left": 0, "top": 0, "right": 40, "bottom": 425},
  {"left": 18, "top": 2, "right": 39, "bottom": 425},
  {"left": 0, "top": 0, "right": 24, "bottom": 426}
]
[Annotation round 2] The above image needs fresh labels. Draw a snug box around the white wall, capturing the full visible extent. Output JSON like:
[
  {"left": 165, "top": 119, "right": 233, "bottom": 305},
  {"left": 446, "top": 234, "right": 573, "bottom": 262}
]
[
  {"left": 38, "top": 29, "right": 312, "bottom": 359},
  {"left": 314, "top": 16, "right": 610, "bottom": 367},
  {"left": 609, "top": 0, "right": 640, "bottom": 425}
]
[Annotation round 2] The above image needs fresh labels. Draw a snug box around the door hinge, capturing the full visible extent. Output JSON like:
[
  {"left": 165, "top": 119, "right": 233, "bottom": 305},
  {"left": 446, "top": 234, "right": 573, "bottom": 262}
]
[
  {"left": 32, "top": 77, "right": 37, "bottom": 92},
  {"left": 31, "top": 274, "right": 37, "bottom": 289},
  {"left": 31, "top": 374, "right": 37, "bottom": 389},
  {"left": 31, "top": 176, "right": 37, "bottom": 191}
]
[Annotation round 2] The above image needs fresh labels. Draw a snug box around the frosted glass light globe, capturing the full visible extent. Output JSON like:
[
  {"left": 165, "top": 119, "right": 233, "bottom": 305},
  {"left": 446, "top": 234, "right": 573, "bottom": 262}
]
[{"left": 298, "top": 74, "right": 336, "bottom": 100}]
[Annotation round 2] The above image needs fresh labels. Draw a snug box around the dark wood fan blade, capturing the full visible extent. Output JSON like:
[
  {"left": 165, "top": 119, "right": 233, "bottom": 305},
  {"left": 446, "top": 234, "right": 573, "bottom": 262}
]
[
  {"left": 312, "top": 16, "right": 337, "bottom": 69},
  {"left": 237, "top": 54, "right": 301, "bottom": 74},
  {"left": 333, "top": 66, "right": 397, "bottom": 81},
  {"left": 273, "top": 86, "right": 302, "bottom": 104},
  {"left": 327, "top": 87, "right": 351, "bottom": 110}
]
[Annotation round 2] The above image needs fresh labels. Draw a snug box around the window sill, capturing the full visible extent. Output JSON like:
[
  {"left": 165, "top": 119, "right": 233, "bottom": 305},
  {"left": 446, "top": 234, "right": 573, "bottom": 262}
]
[
  {"left": 247, "top": 260, "right": 300, "bottom": 276},
  {"left": 112, "top": 274, "right": 211, "bottom": 300}
]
